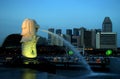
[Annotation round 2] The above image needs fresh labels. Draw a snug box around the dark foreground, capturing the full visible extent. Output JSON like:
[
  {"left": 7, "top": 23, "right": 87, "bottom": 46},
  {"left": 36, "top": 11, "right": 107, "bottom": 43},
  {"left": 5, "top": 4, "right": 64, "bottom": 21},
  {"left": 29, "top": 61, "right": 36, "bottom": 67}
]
[{"left": 0, "top": 57, "right": 120, "bottom": 79}]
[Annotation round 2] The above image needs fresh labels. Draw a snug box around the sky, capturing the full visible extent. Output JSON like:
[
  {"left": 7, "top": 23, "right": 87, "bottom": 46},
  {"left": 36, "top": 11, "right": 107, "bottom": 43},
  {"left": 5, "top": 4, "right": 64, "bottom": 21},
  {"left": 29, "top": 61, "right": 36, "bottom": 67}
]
[{"left": 0, "top": 0, "right": 120, "bottom": 47}]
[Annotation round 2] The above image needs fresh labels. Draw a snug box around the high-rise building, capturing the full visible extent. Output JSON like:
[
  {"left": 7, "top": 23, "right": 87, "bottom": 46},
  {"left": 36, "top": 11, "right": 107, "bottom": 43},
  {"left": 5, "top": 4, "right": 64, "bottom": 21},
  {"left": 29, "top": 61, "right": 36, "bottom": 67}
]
[
  {"left": 66, "top": 29, "right": 72, "bottom": 43},
  {"left": 48, "top": 28, "right": 54, "bottom": 39},
  {"left": 56, "top": 29, "right": 62, "bottom": 35},
  {"left": 63, "top": 34, "right": 71, "bottom": 43},
  {"left": 84, "top": 30, "right": 92, "bottom": 48},
  {"left": 71, "top": 36, "right": 80, "bottom": 49},
  {"left": 91, "top": 29, "right": 98, "bottom": 49},
  {"left": 49, "top": 29, "right": 63, "bottom": 46},
  {"left": 48, "top": 28, "right": 54, "bottom": 45},
  {"left": 53, "top": 34, "right": 63, "bottom": 46},
  {"left": 79, "top": 27, "right": 96, "bottom": 50},
  {"left": 66, "top": 29, "right": 72, "bottom": 36},
  {"left": 102, "top": 17, "right": 112, "bottom": 32},
  {"left": 79, "top": 27, "right": 86, "bottom": 47},
  {"left": 96, "top": 32, "right": 117, "bottom": 50},
  {"left": 73, "top": 28, "right": 79, "bottom": 36}
]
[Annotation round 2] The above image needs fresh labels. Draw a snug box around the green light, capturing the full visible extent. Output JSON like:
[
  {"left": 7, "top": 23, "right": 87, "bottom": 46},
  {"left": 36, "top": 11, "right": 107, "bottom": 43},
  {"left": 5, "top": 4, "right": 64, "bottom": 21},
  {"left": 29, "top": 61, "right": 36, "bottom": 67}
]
[
  {"left": 68, "top": 51, "right": 74, "bottom": 55},
  {"left": 106, "top": 50, "right": 112, "bottom": 56}
]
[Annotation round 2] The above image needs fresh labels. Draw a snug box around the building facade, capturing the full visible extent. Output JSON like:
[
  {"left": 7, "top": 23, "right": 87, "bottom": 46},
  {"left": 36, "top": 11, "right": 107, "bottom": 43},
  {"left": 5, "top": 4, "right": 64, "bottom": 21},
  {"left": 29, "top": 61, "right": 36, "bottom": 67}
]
[
  {"left": 73, "top": 28, "right": 79, "bottom": 36},
  {"left": 96, "top": 32, "right": 117, "bottom": 50},
  {"left": 66, "top": 29, "right": 72, "bottom": 36},
  {"left": 71, "top": 35, "right": 80, "bottom": 49},
  {"left": 56, "top": 29, "right": 62, "bottom": 35},
  {"left": 48, "top": 28, "right": 54, "bottom": 45}
]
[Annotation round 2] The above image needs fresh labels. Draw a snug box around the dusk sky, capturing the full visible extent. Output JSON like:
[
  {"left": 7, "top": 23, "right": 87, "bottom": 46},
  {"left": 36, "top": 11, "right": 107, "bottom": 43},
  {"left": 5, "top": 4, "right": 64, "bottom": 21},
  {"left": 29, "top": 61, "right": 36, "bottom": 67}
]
[{"left": 0, "top": 0, "right": 120, "bottom": 47}]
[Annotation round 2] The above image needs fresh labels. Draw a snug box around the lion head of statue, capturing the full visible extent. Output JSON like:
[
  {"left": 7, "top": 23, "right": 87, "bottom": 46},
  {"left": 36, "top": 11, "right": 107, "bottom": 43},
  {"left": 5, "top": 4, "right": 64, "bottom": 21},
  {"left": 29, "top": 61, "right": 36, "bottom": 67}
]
[{"left": 20, "top": 18, "right": 39, "bottom": 42}]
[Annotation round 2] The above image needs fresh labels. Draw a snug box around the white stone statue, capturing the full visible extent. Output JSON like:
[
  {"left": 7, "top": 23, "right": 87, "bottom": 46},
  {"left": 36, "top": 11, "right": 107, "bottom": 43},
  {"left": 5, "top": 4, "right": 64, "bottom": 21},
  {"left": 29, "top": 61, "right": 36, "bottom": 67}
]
[{"left": 20, "top": 19, "right": 39, "bottom": 58}]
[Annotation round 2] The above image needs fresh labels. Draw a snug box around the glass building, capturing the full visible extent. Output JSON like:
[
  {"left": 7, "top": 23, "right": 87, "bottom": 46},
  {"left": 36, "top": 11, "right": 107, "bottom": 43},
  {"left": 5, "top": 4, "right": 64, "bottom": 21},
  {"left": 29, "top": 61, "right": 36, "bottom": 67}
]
[{"left": 102, "top": 17, "right": 112, "bottom": 32}]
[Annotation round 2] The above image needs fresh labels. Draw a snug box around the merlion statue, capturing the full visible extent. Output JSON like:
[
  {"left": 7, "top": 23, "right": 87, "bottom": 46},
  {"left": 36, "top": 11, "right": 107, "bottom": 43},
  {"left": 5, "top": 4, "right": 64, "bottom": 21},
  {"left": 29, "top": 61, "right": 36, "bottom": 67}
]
[{"left": 20, "top": 19, "right": 39, "bottom": 58}]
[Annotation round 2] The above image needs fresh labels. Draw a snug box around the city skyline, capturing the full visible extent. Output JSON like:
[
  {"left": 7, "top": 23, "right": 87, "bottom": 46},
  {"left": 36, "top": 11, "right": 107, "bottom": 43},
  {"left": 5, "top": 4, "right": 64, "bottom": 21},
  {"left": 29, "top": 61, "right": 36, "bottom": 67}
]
[{"left": 0, "top": 0, "right": 120, "bottom": 47}]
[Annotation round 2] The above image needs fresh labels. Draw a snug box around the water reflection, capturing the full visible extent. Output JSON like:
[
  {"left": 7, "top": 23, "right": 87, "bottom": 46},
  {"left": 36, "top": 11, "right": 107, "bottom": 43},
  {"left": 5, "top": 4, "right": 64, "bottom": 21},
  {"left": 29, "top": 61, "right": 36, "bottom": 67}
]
[
  {"left": 22, "top": 69, "right": 36, "bottom": 79},
  {"left": 22, "top": 69, "right": 49, "bottom": 79},
  {"left": 0, "top": 67, "right": 48, "bottom": 79},
  {"left": 0, "top": 66, "right": 120, "bottom": 79}
]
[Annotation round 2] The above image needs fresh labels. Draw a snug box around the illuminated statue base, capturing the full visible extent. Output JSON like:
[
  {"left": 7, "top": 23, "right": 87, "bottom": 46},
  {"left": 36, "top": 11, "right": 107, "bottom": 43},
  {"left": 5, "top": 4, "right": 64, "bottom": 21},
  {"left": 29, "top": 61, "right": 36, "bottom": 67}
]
[{"left": 21, "top": 36, "right": 39, "bottom": 58}]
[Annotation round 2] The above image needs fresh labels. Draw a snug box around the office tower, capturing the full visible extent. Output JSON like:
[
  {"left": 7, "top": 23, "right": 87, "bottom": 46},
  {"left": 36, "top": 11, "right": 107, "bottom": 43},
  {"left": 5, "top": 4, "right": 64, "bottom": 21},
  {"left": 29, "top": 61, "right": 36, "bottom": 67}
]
[
  {"left": 73, "top": 28, "right": 79, "bottom": 36},
  {"left": 66, "top": 29, "right": 72, "bottom": 43},
  {"left": 66, "top": 29, "right": 72, "bottom": 36},
  {"left": 48, "top": 28, "right": 54, "bottom": 39},
  {"left": 79, "top": 27, "right": 86, "bottom": 47},
  {"left": 96, "top": 32, "right": 117, "bottom": 50},
  {"left": 91, "top": 29, "right": 97, "bottom": 48},
  {"left": 56, "top": 29, "right": 62, "bottom": 35},
  {"left": 102, "top": 17, "right": 112, "bottom": 32},
  {"left": 63, "top": 34, "right": 71, "bottom": 43},
  {"left": 48, "top": 28, "right": 54, "bottom": 45},
  {"left": 71, "top": 35, "right": 80, "bottom": 49},
  {"left": 71, "top": 28, "right": 80, "bottom": 49},
  {"left": 54, "top": 29, "right": 63, "bottom": 46},
  {"left": 55, "top": 34, "right": 64, "bottom": 46},
  {"left": 79, "top": 27, "right": 95, "bottom": 50},
  {"left": 84, "top": 30, "right": 92, "bottom": 48}
]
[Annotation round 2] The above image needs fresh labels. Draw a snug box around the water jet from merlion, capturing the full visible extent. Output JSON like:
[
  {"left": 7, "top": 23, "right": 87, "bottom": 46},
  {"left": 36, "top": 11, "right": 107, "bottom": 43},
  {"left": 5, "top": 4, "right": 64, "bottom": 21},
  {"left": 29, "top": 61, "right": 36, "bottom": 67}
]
[{"left": 20, "top": 18, "right": 39, "bottom": 58}]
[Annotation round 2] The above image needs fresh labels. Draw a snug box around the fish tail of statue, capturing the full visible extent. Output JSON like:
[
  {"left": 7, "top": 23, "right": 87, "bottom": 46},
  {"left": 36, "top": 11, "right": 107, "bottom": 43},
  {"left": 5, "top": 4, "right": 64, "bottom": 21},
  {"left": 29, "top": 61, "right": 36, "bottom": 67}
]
[{"left": 20, "top": 19, "right": 40, "bottom": 58}]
